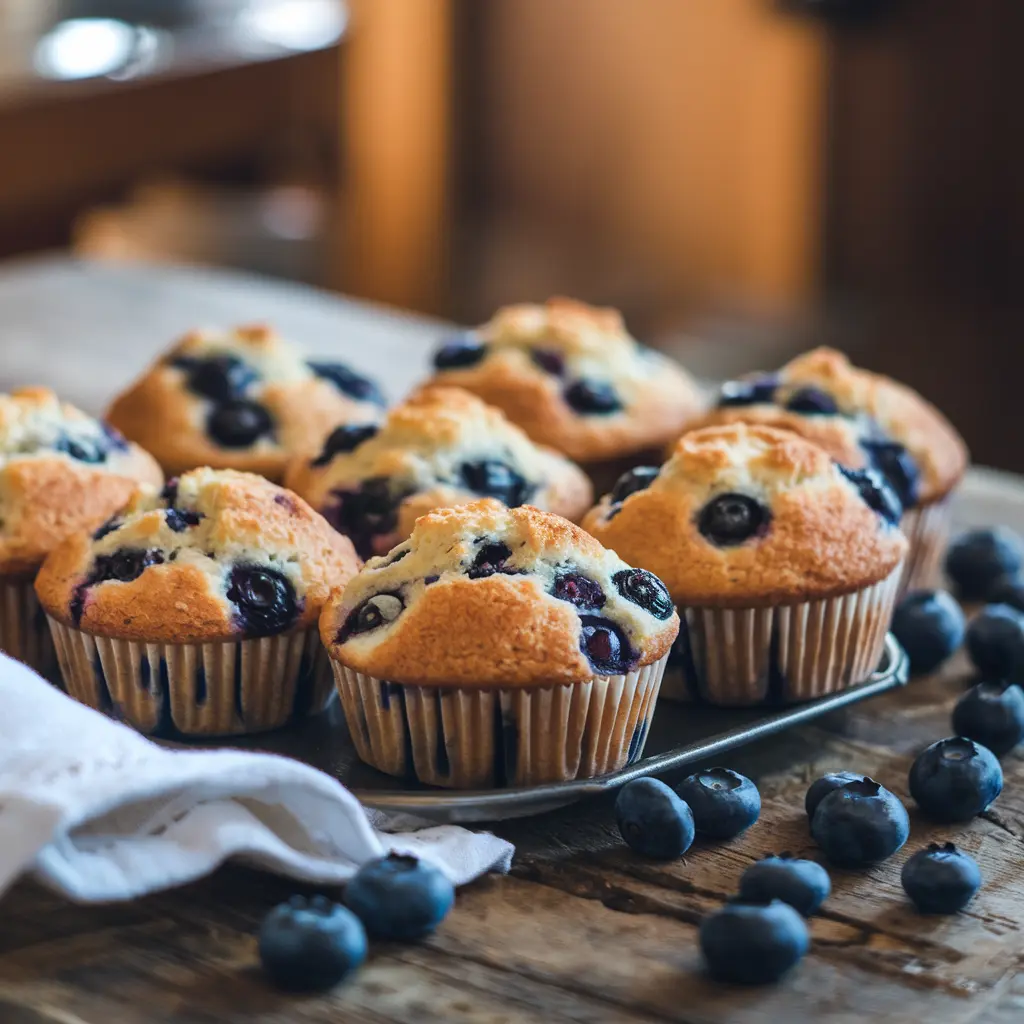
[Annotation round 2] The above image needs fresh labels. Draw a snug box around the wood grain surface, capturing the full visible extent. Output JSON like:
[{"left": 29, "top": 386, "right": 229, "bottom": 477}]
[{"left": 0, "top": 258, "right": 1022, "bottom": 1023}]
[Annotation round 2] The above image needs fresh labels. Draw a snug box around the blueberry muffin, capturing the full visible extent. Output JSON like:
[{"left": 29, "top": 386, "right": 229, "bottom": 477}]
[
  {"left": 690, "top": 347, "right": 967, "bottom": 592},
  {"left": 285, "top": 387, "right": 593, "bottom": 558},
  {"left": 584, "top": 423, "right": 907, "bottom": 706},
  {"left": 35, "top": 468, "right": 360, "bottom": 736},
  {"left": 426, "top": 298, "right": 703, "bottom": 490},
  {"left": 320, "top": 499, "right": 679, "bottom": 788},
  {"left": 106, "top": 324, "right": 387, "bottom": 482},
  {"left": 0, "top": 388, "right": 163, "bottom": 676}
]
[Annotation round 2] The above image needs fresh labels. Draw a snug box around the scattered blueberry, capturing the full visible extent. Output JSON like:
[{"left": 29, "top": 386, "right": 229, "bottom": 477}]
[
  {"left": 614, "top": 778, "right": 695, "bottom": 860},
  {"left": 739, "top": 855, "right": 831, "bottom": 917},
  {"left": 579, "top": 615, "right": 635, "bottom": 675},
  {"left": 433, "top": 333, "right": 486, "bottom": 370},
  {"left": 92, "top": 548, "right": 164, "bottom": 585},
  {"left": 785, "top": 386, "right": 838, "bottom": 415},
  {"left": 946, "top": 528, "right": 1024, "bottom": 601},
  {"left": 717, "top": 375, "right": 778, "bottom": 408},
  {"left": 890, "top": 590, "right": 966, "bottom": 674},
  {"left": 160, "top": 478, "right": 179, "bottom": 504},
  {"left": 551, "top": 573, "right": 605, "bottom": 610},
  {"left": 697, "top": 494, "right": 771, "bottom": 547},
  {"left": 700, "top": 899, "right": 809, "bottom": 985},
  {"left": 612, "top": 568, "right": 674, "bottom": 620},
  {"left": 901, "top": 843, "right": 982, "bottom": 914},
  {"left": 952, "top": 683, "right": 1024, "bottom": 757},
  {"left": 339, "top": 593, "right": 404, "bottom": 641},
  {"left": 460, "top": 460, "right": 532, "bottom": 507},
  {"left": 308, "top": 360, "right": 386, "bottom": 407},
  {"left": 312, "top": 423, "right": 379, "bottom": 467},
  {"left": 467, "top": 542, "right": 517, "bottom": 579},
  {"left": 181, "top": 354, "right": 258, "bottom": 401},
  {"left": 861, "top": 439, "right": 920, "bottom": 509},
  {"left": 610, "top": 466, "right": 659, "bottom": 506},
  {"left": 93, "top": 516, "right": 122, "bottom": 541},
  {"left": 908, "top": 737, "right": 1003, "bottom": 822},
  {"left": 838, "top": 465, "right": 903, "bottom": 526},
  {"left": 258, "top": 895, "right": 367, "bottom": 992},
  {"left": 207, "top": 399, "right": 274, "bottom": 448},
  {"left": 226, "top": 565, "right": 298, "bottom": 637},
  {"left": 804, "top": 771, "right": 867, "bottom": 821},
  {"left": 326, "top": 478, "right": 405, "bottom": 559},
  {"left": 531, "top": 348, "right": 565, "bottom": 376},
  {"left": 102, "top": 421, "right": 130, "bottom": 452},
  {"left": 965, "top": 604, "right": 1024, "bottom": 681},
  {"left": 987, "top": 575, "right": 1024, "bottom": 613},
  {"left": 564, "top": 379, "right": 622, "bottom": 415},
  {"left": 810, "top": 778, "right": 909, "bottom": 867},
  {"left": 675, "top": 768, "right": 761, "bottom": 840},
  {"left": 164, "top": 508, "right": 202, "bottom": 533},
  {"left": 56, "top": 432, "right": 110, "bottom": 464},
  {"left": 344, "top": 853, "right": 455, "bottom": 940}
]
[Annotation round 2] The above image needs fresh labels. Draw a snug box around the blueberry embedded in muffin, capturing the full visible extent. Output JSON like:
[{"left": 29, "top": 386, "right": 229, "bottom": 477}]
[
  {"left": 106, "top": 324, "right": 386, "bottom": 482},
  {"left": 285, "top": 387, "right": 593, "bottom": 558}
]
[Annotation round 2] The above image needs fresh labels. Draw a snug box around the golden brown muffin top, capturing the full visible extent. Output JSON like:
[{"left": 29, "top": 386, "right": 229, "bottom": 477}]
[
  {"left": 583, "top": 423, "right": 908, "bottom": 607},
  {"left": 36, "top": 467, "right": 360, "bottom": 642},
  {"left": 0, "top": 387, "right": 163, "bottom": 576},
  {"left": 320, "top": 499, "right": 678, "bottom": 688},
  {"left": 425, "top": 297, "right": 704, "bottom": 462}
]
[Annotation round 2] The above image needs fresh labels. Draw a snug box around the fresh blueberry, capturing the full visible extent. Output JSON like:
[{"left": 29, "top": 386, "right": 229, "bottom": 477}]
[
  {"left": 810, "top": 778, "right": 909, "bottom": 867},
  {"left": 564, "top": 379, "right": 622, "bottom": 415},
  {"left": 785, "top": 386, "right": 838, "bottom": 415},
  {"left": 433, "top": 333, "right": 486, "bottom": 370},
  {"left": 612, "top": 568, "right": 674, "bottom": 621},
  {"left": 258, "top": 895, "right": 367, "bottom": 992},
  {"left": 908, "top": 737, "right": 1003, "bottom": 822},
  {"left": 226, "top": 565, "right": 298, "bottom": 637},
  {"left": 578, "top": 615, "right": 635, "bottom": 675},
  {"left": 717, "top": 375, "right": 778, "bottom": 408},
  {"left": 338, "top": 593, "right": 404, "bottom": 642},
  {"left": 326, "top": 478, "right": 404, "bottom": 559},
  {"left": 312, "top": 423, "right": 379, "bottom": 467},
  {"left": 952, "top": 682, "right": 1024, "bottom": 757},
  {"left": 804, "top": 771, "right": 868, "bottom": 821},
  {"left": 308, "top": 360, "right": 386, "bottom": 406},
  {"left": 675, "top": 768, "right": 761, "bottom": 840},
  {"left": 838, "top": 465, "right": 903, "bottom": 526},
  {"left": 459, "top": 460, "right": 532, "bottom": 507},
  {"left": 987, "top": 575, "right": 1024, "bottom": 613},
  {"left": 861, "top": 439, "right": 920, "bottom": 509},
  {"left": 739, "top": 855, "right": 831, "bottom": 917},
  {"left": 56, "top": 432, "right": 110, "bottom": 464},
  {"left": 946, "top": 528, "right": 1024, "bottom": 601},
  {"left": 610, "top": 466, "right": 659, "bottom": 505},
  {"left": 531, "top": 348, "right": 565, "bottom": 376},
  {"left": 184, "top": 355, "right": 258, "bottom": 401},
  {"left": 890, "top": 590, "right": 966, "bottom": 674},
  {"left": 965, "top": 604, "right": 1024, "bottom": 681},
  {"left": 614, "top": 778, "right": 695, "bottom": 860},
  {"left": 207, "top": 399, "right": 274, "bottom": 448},
  {"left": 700, "top": 899, "right": 809, "bottom": 985},
  {"left": 901, "top": 843, "right": 982, "bottom": 915},
  {"left": 551, "top": 573, "right": 605, "bottom": 610},
  {"left": 344, "top": 853, "right": 455, "bottom": 940},
  {"left": 697, "top": 493, "right": 771, "bottom": 547},
  {"left": 467, "top": 542, "right": 517, "bottom": 579}
]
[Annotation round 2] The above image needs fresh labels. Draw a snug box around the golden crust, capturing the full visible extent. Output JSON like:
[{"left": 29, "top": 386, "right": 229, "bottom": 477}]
[
  {"left": 426, "top": 298, "right": 704, "bottom": 462},
  {"left": 35, "top": 468, "right": 360, "bottom": 642},
  {"left": 583, "top": 423, "right": 908, "bottom": 607},
  {"left": 320, "top": 499, "right": 678, "bottom": 688}
]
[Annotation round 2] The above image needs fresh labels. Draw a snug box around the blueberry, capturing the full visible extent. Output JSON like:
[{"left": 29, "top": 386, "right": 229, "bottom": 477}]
[
  {"left": 308, "top": 361, "right": 386, "bottom": 407},
  {"left": 459, "top": 460, "right": 532, "bottom": 506},
  {"left": 312, "top": 424, "right": 379, "bottom": 467},
  {"left": 610, "top": 466, "right": 659, "bottom": 506},
  {"left": 207, "top": 399, "right": 274, "bottom": 448},
  {"left": 433, "top": 333, "right": 486, "bottom": 370},
  {"left": 861, "top": 439, "right": 920, "bottom": 509},
  {"left": 838, "top": 465, "right": 903, "bottom": 526},
  {"left": 185, "top": 355, "right": 258, "bottom": 401},
  {"left": 739, "top": 855, "right": 831, "bottom": 917},
  {"left": 697, "top": 493, "right": 771, "bottom": 547},
  {"left": 160, "top": 478, "right": 179, "bottom": 505},
  {"left": 344, "top": 853, "right": 455, "bottom": 940},
  {"left": 551, "top": 573, "right": 605, "bottom": 610},
  {"left": 338, "top": 593, "right": 404, "bottom": 641},
  {"left": 890, "top": 590, "right": 965, "bottom": 674},
  {"left": 578, "top": 615, "right": 635, "bottom": 675},
  {"left": 326, "top": 478, "right": 404, "bottom": 559},
  {"left": 102, "top": 422, "right": 130, "bottom": 452},
  {"left": 57, "top": 432, "right": 110, "bottom": 464},
  {"left": 700, "top": 900, "right": 809, "bottom": 985},
  {"left": 804, "top": 771, "right": 868, "bottom": 820},
  {"left": 164, "top": 508, "right": 202, "bottom": 533},
  {"left": 901, "top": 843, "right": 982, "bottom": 915},
  {"left": 467, "top": 542, "right": 517, "bottom": 579},
  {"left": 614, "top": 778, "right": 695, "bottom": 860},
  {"left": 810, "top": 778, "right": 909, "bottom": 867},
  {"left": 908, "top": 737, "right": 1003, "bottom": 822},
  {"left": 612, "top": 568, "right": 674, "bottom": 621},
  {"left": 93, "top": 516, "right": 122, "bottom": 541},
  {"left": 785, "top": 386, "right": 838, "bottom": 415},
  {"left": 92, "top": 548, "right": 164, "bottom": 585},
  {"left": 966, "top": 604, "right": 1024, "bottom": 680},
  {"left": 946, "top": 527, "right": 1024, "bottom": 601},
  {"left": 717, "top": 374, "right": 778, "bottom": 408},
  {"left": 226, "top": 565, "right": 298, "bottom": 637},
  {"left": 987, "top": 575, "right": 1024, "bottom": 613},
  {"left": 564, "top": 379, "right": 622, "bottom": 415},
  {"left": 675, "top": 768, "right": 761, "bottom": 840},
  {"left": 258, "top": 895, "right": 367, "bottom": 992},
  {"left": 952, "top": 683, "right": 1024, "bottom": 756},
  {"left": 531, "top": 348, "right": 565, "bottom": 376}
]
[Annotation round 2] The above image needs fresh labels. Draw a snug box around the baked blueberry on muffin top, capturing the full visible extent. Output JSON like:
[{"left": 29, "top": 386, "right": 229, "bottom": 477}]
[
  {"left": 106, "top": 324, "right": 386, "bottom": 481},
  {"left": 285, "top": 387, "right": 593, "bottom": 558}
]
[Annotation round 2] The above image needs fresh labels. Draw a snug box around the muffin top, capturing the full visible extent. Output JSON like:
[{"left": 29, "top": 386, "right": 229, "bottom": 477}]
[
  {"left": 36, "top": 467, "right": 360, "bottom": 642},
  {"left": 106, "top": 324, "right": 387, "bottom": 481},
  {"left": 583, "top": 423, "right": 908, "bottom": 607},
  {"left": 0, "top": 387, "right": 163, "bottom": 576},
  {"left": 320, "top": 499, "right": 679, "bottom": 688},
  {"left": 285, "top": 386, "right": 593, "bottom": 558},
  {"left": 694, "top": 347, "right": 968, "bottom": 507},
  {"left": 425, "top": 297, "right": 704, "bottom": 462}
]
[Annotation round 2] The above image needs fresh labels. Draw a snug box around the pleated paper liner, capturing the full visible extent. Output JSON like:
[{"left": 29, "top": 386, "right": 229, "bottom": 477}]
[
  {"left": 900, "top": 496, "right": 952, "bottom": 595},
  {"left": 47, "top": 617, "right": 333, "bottom": 737},
  {"left": 0, "top": 574, "right": 58, "bottom": 680},
  {"left": 332, "top": 653, "right": 670, "bottom": 789},
  {"left": 661, "top": 563, "right": 903, "bottom": 706}
]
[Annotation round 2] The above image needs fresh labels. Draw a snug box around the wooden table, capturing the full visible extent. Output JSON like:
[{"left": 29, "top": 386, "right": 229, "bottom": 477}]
[{"left": 1, "top": 257, "right": 1023, "bottom": 1024}]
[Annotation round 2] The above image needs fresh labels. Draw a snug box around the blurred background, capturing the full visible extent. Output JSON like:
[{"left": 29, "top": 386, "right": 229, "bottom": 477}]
[{"left": 0, "top": 0, "right": 1019, "bottom": 468}]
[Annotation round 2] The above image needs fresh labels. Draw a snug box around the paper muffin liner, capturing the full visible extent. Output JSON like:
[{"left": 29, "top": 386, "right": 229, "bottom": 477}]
[
  {"left": 899, "top": 496, "right": 952, "bottom": 595},
  {"left": 331, "top": 652, "right": 670, "bottom": 788},
  {"left": 47, "top": 617, "right": 333, "bottom": 737},
  {"left": 661, "top": 563, "right": 903, "bottom": 706},
  {"left": 0, "top": 574, "right": 58, "bottom": 681}
]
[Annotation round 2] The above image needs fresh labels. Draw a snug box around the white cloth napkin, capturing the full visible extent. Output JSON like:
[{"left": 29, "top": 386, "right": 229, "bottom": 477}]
[{"left": 0, "top": 654, "right": 513, "bottom": 902}]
